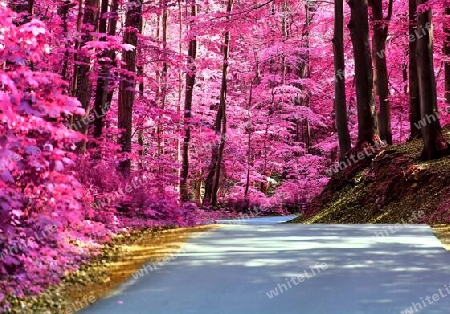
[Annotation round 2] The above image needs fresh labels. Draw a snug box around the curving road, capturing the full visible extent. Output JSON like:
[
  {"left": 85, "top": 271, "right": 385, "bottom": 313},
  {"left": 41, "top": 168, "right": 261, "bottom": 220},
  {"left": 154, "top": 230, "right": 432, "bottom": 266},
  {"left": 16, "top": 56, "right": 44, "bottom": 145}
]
[{"left": 80, "top": 217, "right": 450, "bottom": 314}]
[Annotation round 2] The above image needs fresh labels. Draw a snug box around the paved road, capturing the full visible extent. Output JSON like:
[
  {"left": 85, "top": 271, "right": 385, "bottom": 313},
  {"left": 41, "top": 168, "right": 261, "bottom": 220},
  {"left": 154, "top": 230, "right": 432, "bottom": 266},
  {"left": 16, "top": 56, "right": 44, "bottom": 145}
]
[{"left": 80, "top": 218, "right": 450, "bottom": 314}]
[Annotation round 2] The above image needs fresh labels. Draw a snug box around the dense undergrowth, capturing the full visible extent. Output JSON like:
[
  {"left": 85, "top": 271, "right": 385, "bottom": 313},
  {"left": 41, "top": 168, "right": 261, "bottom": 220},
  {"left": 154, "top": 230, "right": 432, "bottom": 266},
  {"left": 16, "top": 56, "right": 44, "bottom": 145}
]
[{"left": 3, "top": 225, "right": 214, "bottom": 313}]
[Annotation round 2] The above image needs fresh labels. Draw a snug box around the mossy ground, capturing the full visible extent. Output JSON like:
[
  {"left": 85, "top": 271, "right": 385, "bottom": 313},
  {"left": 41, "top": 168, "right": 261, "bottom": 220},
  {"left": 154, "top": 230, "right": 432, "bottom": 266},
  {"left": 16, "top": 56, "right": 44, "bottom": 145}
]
[
  {"left": 289, "top": 129, "right": 450, "bottom": 247},
  {"left": 5, "top": 225, "right": 216, "bottom": 313}
]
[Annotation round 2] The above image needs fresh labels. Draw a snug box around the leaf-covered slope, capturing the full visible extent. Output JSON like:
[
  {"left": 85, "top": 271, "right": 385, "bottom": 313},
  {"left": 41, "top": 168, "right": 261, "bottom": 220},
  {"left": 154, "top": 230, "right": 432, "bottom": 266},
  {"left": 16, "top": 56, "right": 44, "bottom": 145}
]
[{"left": 289, "top": 129, "right": 450, "bottom": 224}]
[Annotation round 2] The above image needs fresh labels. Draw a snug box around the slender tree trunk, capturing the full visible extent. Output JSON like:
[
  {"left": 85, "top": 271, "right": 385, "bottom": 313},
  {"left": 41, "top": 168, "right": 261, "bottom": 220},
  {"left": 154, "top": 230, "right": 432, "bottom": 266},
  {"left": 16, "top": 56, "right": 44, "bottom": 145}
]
[
  {"left": 204, "top": 0, "right": 234, "bottom": 206},
  {"left": 445, "top": 8, "right": 450, "bottom": 108},
  {"left": 293, "top": 2, "right": 316, "bottom": 153},
  {"left": 93, "top": 0, "right": 111, "bottom": 140},
  {"left": 70, "top": 0, "right": 84, "bottom": 99},
  {"left": 301, "top": 2, "right": 315, "bottom": 153},
  {"left": 72, "top": 0, "right": 100, "bottom": 154},
  {"left": 347, "top": 0, "right": 378, "bottom": 145},
  {"left": 409, "top": 0, "right": 422, "bottom": 140},
  {"left": 195, "top": 172, "right": 202, "bottom": 205},
  {"left": 157, "top": 0, "right": 168, "bottom": 166},
  {"left": 370, "top": 0, "right": 393, "bottom": 144},
  {"left": 244, "top": 71, "right": 259, "bottom": 201},
  {"left": 211, "top": 0, "right": 234, "bottom": 206},
  {"left": 281, "top": 0, "right": 289, "bottom": 84},
  {"left": 57, "top": 0, "right": 72, "bottom": 81},
  {"left": 244, "top": 94, "right": 253, "bottom": 201},
  {"left": 118, "top": 0, "right": 142, "bottom": 176},
  {"left": 416, "top": 0, "right": 449, "bottom": 160},
  {"left": 176, "top": 0, "right": 183, "bottom": 195},
  {"left": 180, "top": 2, "right": 197, "bottom": 202},
  {"left": 333, "top": 0, "right": 351, "bottom": 157},
  {"left": 137, "top": 65, "right": 145, "bottom": 170},
  {"left": 105, "top": 0, "right": 119, "bottom": 109}
]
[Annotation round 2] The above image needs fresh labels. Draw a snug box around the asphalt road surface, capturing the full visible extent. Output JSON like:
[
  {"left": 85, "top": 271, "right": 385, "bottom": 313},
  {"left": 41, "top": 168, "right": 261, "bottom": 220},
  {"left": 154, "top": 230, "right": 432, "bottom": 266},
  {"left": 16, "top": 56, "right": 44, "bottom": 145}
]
[{"left": 80, "top": 218, "right": 450, "bottom": 314}]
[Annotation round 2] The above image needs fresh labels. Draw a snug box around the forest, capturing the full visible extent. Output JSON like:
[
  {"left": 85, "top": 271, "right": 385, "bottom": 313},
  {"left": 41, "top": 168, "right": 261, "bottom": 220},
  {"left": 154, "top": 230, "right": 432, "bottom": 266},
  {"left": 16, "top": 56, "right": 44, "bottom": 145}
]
[{"left": 1, "top": 0, "right": 450, "bottom": 312}]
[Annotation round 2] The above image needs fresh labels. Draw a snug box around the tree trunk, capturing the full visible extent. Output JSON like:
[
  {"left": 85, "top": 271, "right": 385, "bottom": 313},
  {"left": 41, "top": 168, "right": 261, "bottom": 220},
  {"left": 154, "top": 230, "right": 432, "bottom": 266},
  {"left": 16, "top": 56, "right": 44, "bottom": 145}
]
[
  {"left": 409, "top": 0, "right": 422, "bottom": 140},
  {"left": 333, "top": 0, "right": 351, "bottom": 158},
  {"left": 137, "top": 65, "right": 145, "bottom": 170},
  {"left": 244, "top": 83, "right": 254, "bottom": 201},
  {"left": 244, "top": 65, "right": 259, "bottom": 200},
  {"left": 57, "top": 0, "right": 73, "bottom": 81},
  {"left": 93, "top": 0, "right": 111, "bottom": 140},
  {"left": 176, "top": 0, "right": 183, "bottom": 195},
  {"left": 117, "top": 0, "right": 142, "bottom": 176},
  {"left": 72, "top": 0, "right": 100, "bottom": 154},
  {"left": 347, "top": 0, "right": 378, "bottom": 146},
  {"left": 211, "top": 0, "right": 234, "bottom": 206},
  {"left": 156, "top": 0, "right": 168, "bottom": 177},
  {"left": 370, "top": 0, "right": 393, "bottom": 144},
  {"left": 300, "top": 2, "right": 316, "bottom": 153},
  {"left": 281, "top": 0, "right": 290, "bottom": 84},
  {"left": 70, "top": 0, "right": 83, "bottom": 97},
  {"left": 204, "top": 0, "right": 234, "bottom": 206},
  {"left": 105, "top": 0, "right": 119, "bottom": 110},
  {"left": 180, "top": 2, "right": 197, "bottom": 202},
  {"left": 195, "top": 172, "right": 202, "bottom": 205},
  {"left": 445, "top": 8, "right": 450, "bottom": 109},
  {"left": 416, "top": 0, "right": 449, "bottom": 160}
]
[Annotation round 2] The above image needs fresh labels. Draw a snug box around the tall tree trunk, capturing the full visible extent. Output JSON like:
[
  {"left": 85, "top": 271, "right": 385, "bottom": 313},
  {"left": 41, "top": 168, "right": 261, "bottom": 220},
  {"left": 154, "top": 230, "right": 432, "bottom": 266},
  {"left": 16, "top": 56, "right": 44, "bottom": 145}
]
[
  {"left": 105, "top": 0, "right": 119, "bottom": 109},
  {"left": 281, "top": 0, "right": 290, "bottom": 84},
  {"left": 157, "top": 0, "right": 168, "bottom": 180},
  {"left": 180, "top": 2, "right": 197, "bottom": 202},
  {"left": 347, "top": 0, "right": 378, "bottom": 146},
  {"left": 72, "top": 0, "right": 100, "bottom": 154},
  {"left": 204, "top": 0, "right": 234, "bottom": 206},
  {"left": 300, "top": 2, "right": 316, "bottom": 153},
  {"left": 70, "top": 0, "right": 84, "bottom": 96},
  {"left": 409, "top": 0, "right": 422, "bottom": 140},
  {"left": 445, "top": 8, "right": 450, "bottom": 109},
  {"left": 137, "top": 65, "right": 145, "bottom": 170},
  {"left": 293, "top": 2, "right": 316, "bottom": 153},
  {"left": 244, "top": 63, "right": 259, "bottom": 201},
  {"left": 416, "top": 0, "right": 449, "bottom": 160},
  {"left": 118, "top": 0, "right": 142, "bottom": 176},
  {"left": 57, "top": 0, "right": 73, "bottom": 81},
  {"left": 176, "top": 0, "right": 183, "bottom": 195},
  {"left": 333, "top": 0, "right": 351, "bottom": 158},
  {"left": 211, "top": 0, "right": 234, "bottom": 206},
  {"left": 370, "top": 0, "right": 393, "bottom": 144},
  {"left": 93, "top": 0, "right": 111, "bottom": 140}
]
